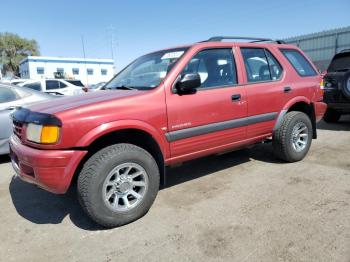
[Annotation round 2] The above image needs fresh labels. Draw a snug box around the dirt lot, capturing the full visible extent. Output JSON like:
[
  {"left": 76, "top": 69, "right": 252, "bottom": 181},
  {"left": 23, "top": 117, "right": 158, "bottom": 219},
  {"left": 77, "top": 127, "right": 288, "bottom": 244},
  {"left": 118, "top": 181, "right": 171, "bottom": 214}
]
[{"left": 1, "top": 118, "right": 350, "bottom": 262}]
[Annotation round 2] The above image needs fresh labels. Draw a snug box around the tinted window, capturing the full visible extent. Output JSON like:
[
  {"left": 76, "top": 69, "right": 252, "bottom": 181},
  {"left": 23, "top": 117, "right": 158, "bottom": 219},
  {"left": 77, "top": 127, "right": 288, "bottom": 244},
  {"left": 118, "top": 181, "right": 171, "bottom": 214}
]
[
  {"left": 87, "top": 68, "right": 93, "bottom": 75},
  {"left": 37, "top": 67, "right": 44, "bottom": 74},
  {"left": 66, "top": 80, "right": 84, "bottom": 87},
  {"left": 59, "top": 81, "right": 67, "bottom": 88},
  {"left": 181, "top": 48, "right": 237, "bottom": 89},
  {"left": 327, "top": 52, "right": 350, "bottom": 72},
  {"left": 101, "top": 69, "right": 107, "bottom": 75},
  {"left": 0, "top": 86, "right": 18, "bottom": 103},
  {"left": 72, "top": 68, "right": 79, "bottom": 75},
  {"left": 281, "top": 49, "right": 317, "bottom": 77},
  {"left": 46, "top": 80, "right": 60, "bottom": 90},
  {"left": 24, "top": 82, "right": 42, "bottom": 91},
  {"left": 57, "top": 68, "right": 64, "bottom": 73}
]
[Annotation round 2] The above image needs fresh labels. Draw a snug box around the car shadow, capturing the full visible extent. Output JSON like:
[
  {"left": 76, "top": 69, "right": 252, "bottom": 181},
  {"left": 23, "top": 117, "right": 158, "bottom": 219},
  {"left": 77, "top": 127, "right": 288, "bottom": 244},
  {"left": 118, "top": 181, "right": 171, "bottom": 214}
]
[
  {"left": 163, "top": 143, "right": 283, "bottom": 189},
  {"left": 9, "top": 143, "right": 283, "bottom": 231},
  {"left": 0, "top": 154, "right": 10, "bottom": 164},
  {"left": 317, "top": 116, "right": 350, "bottom": 131}
]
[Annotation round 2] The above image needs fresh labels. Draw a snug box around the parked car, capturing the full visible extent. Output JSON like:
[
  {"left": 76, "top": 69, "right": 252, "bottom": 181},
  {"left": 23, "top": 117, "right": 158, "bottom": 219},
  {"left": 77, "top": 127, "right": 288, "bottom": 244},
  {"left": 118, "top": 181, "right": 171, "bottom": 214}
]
[
  {"left": 19, "top": 78, "right": 86, "bottom": 96},
  {"left": 0, "top": 78, "right": 27, "bottom": 86},
  {"left": 88, "top": 82, "right": 107, "bottom": 92},
  {"left": 10, "top": 36, "right": 326, "bottom": 227},
  {"left": 0, "top": 83, "right": 54, "bottom": 155},
  {"left": 323, "top": 49, "right": 350, "bottom": 122}
]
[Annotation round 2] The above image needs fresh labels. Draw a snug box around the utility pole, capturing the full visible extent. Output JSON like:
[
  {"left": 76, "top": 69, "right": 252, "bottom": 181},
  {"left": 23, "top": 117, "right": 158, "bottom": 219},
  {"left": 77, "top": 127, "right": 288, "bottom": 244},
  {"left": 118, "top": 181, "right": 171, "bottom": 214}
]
[
  {"left": 108, "top": 25, "right": 117, "bottom": 73},
  {"left": 81, "top": 35, "right": 89, "bottom": 86}
]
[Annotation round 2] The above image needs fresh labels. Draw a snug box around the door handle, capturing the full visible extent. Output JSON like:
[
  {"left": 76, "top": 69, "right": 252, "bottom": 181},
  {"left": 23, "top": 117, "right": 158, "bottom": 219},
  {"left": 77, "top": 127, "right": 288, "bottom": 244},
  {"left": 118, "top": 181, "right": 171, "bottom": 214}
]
[
  {"left": 231, "top": 94, "right": 241, "bottom": 102},
  {"left": 284, "top": 86, "right": 292, "bottom": 93}
]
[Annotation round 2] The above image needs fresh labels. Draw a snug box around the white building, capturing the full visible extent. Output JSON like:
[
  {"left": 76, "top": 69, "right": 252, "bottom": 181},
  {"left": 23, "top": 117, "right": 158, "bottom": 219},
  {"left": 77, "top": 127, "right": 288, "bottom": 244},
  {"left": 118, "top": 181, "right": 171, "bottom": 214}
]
[{"left": 19, "top": 56, "right": 115, "bottom": 85}]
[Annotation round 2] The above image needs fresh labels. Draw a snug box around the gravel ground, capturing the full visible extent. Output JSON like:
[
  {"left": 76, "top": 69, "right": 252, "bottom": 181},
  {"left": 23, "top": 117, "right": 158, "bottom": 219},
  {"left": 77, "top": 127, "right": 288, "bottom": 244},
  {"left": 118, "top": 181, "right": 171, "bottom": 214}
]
[{"left": 0, "top": 118, "right": 350, "bottom": 262}]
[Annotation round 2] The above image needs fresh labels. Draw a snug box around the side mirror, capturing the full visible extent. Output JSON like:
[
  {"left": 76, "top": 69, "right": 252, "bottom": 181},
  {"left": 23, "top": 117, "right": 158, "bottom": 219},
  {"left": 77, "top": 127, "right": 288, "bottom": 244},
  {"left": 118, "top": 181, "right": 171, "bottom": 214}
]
[{"left": 175, "top": 73, "right": 201, "bottom": 95}]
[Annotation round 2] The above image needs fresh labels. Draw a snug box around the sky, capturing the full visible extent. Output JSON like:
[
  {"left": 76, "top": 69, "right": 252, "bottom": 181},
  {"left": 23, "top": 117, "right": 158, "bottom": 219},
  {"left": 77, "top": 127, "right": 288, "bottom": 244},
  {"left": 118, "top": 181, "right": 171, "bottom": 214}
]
[{"left": 1, "top": 0, "right": 349, "bottom": 71}]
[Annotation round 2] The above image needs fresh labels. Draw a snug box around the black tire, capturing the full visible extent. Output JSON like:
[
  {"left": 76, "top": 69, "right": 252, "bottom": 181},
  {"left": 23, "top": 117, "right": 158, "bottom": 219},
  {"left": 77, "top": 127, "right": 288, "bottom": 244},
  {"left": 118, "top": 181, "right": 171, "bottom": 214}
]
[
  {"left": 341, "top": 72, "right": 350, "bottom": 99},
  {"left": 77, "top": 143, "right": 160, "bottom": 228},
  {"left": 273, "top": 111, "right": 313, "bottom": 162},
  {"left": 323, "top": 109, "right": 341, "bottom": 123}
]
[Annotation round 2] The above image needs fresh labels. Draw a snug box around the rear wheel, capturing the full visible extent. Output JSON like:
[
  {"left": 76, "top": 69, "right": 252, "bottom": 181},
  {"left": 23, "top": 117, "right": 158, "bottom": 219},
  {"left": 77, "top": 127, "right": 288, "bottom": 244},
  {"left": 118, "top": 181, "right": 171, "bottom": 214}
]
[
  {"left": 273, "top": 111, "right": 313, "bottom": 162},
  {"left": 323, "top": 109, "right": 341, "bottom": 123},
  {"left": 77, "top": 143, "right": 160, "bottom": 228}
]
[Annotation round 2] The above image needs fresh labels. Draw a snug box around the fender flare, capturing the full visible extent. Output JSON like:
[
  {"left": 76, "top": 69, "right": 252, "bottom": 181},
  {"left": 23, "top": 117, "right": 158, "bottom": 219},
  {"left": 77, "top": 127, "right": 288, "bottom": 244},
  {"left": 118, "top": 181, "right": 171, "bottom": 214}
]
[
  {"left": 273, "top": 96, "right": 312, "bottom": 131},
  {"left": 75, "top": 120, "right": 170, "bottom": 158}
]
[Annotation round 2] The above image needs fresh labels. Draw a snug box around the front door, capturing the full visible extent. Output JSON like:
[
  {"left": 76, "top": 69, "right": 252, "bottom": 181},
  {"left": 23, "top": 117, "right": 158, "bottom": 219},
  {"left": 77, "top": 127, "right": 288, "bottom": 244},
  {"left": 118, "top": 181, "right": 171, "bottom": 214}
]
[{"left": 165, "top": 48, "right": 247, "bottom": 158}]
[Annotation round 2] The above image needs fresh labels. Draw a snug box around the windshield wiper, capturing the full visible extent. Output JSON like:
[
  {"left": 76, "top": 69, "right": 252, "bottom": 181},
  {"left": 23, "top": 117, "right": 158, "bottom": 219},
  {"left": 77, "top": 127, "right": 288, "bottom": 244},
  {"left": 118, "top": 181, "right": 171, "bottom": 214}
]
[{"left": 112, "top": 85, "right": 136, "bottom": 90}]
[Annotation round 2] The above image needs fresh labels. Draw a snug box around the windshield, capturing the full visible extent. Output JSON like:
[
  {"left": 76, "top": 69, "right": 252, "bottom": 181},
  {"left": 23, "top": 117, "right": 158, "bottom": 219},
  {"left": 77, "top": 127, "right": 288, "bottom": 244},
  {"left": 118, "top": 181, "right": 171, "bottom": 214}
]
[
  {"left": 328, "top": 52, "right": 350, "bottom": 72},
  {"left": 105, "top": 47, "right": 188, "bottom": 90}
]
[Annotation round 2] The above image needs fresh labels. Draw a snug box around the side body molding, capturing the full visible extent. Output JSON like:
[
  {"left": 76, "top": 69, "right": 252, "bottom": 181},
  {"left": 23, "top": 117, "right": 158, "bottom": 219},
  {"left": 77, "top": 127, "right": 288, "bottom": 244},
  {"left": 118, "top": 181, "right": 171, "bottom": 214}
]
[{"left": 75, "top": 120, "right": 170, "bottom": 159}]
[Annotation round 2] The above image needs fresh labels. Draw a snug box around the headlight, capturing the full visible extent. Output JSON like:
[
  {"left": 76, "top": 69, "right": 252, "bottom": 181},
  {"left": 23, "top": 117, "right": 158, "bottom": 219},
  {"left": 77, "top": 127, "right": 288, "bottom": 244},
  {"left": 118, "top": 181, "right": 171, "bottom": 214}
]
[{"left": 26, "top": 123, "right": 60, "bottom": 144}]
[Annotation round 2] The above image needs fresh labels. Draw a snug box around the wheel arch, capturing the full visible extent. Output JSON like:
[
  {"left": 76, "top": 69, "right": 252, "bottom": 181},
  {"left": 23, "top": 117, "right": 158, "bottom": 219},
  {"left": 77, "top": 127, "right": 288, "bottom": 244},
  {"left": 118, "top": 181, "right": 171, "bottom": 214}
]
[
  {"left": 73, "top": 121, "right": 168, "bottom": 186},
  {"left": 275, "top": 97, "right": 317, "bottom": 139}
]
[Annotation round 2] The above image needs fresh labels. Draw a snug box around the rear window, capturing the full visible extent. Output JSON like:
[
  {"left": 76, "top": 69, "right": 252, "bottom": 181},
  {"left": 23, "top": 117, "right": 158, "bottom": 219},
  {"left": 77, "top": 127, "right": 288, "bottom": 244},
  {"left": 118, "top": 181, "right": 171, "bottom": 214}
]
[
  {"left": 66, "top": 80, "right": 84, "bottom": 87},
  {"left": 280, "top": 49, "right": 317, "bottom": 77},
  {"left": 23, "top": 82, "right": 42, "bottom": 91},
  {"left": 327, "top": 52, "right": 350, "bottom": 72}
]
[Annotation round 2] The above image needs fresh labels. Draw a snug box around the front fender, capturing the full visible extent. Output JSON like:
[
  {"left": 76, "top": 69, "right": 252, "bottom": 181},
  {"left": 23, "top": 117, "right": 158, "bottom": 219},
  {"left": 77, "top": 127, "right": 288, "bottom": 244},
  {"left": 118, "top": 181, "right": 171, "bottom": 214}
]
[{"left": 75, "top": 120, "right": 170, "bottom": 158}]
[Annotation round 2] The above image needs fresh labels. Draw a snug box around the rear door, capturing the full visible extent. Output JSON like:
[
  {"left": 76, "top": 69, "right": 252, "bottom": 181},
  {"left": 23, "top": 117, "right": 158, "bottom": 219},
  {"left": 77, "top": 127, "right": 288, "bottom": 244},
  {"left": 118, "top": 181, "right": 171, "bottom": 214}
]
[
  {"left": 239, "top": 46, "right": 290, "bottom": 138},
  {"left": 165, "top": 48, "right": 247, "bottom": 158}
]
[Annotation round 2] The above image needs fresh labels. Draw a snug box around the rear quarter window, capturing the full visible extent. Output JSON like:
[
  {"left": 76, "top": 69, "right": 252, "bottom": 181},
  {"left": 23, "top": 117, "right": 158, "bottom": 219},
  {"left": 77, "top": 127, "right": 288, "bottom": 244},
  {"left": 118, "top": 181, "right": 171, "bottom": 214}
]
[{"left": 280, "top": 49, "right": 317, "bottom": 77}]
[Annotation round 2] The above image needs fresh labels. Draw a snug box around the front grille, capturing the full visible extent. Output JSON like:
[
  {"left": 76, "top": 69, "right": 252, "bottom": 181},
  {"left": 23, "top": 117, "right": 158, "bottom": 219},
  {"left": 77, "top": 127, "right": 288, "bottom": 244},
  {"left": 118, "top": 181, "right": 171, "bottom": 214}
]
[{"left": 13, "top": 120, "right": 24, "bottom": 140}]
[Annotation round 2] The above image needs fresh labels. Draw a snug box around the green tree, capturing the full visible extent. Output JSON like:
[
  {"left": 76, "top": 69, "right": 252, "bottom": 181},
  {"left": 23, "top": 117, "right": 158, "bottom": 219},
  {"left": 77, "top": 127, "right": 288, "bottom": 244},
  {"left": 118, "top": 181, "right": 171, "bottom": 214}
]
[{"left": 0, "top": 32, "right": 40, "bottom": 77}]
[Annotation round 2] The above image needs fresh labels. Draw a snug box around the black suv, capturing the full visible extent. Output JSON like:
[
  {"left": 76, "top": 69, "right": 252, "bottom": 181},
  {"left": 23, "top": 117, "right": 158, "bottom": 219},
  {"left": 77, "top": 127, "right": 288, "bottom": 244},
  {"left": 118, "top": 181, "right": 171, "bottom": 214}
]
[{"left": 323, "top": 49, "right": 350, "bottom": 122}]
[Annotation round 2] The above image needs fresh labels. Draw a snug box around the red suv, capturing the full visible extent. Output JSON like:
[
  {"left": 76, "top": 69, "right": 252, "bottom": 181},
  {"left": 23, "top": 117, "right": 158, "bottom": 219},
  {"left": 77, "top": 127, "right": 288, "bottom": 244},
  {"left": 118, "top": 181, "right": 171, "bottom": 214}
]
[{"left": 10, "top": 36, "right": 326, "bottom": 227}]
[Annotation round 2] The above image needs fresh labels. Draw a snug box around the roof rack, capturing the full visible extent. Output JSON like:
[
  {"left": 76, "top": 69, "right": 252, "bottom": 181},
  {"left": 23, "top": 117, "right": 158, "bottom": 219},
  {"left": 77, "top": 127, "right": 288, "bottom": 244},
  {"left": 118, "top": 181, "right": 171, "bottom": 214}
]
[{"left": 202, "top": 36, "right": 286, "bottom": 44}]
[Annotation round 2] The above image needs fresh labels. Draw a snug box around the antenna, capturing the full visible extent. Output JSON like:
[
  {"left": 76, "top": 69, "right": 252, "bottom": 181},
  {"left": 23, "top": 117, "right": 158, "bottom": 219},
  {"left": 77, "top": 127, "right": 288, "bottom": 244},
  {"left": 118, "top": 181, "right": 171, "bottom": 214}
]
[
  {"left": 108, "top": 25, "right": 117, "bottom": 73},
  {"left": 81, "top": 35, "right": 89, "bottom": 86}
]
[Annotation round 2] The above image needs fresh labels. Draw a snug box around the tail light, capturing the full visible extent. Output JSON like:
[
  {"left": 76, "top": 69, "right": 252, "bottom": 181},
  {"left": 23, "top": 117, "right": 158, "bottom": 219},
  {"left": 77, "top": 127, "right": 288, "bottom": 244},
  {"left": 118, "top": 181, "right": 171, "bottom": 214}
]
[{"left": 318, "top": 79, "right": 325, "bottom": 101}]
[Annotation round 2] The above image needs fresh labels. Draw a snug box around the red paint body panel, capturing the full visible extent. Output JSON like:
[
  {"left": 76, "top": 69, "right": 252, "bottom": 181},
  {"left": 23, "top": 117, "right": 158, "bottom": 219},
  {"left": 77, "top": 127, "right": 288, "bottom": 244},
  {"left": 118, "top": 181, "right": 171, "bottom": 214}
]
[
  {"left": 10, "top": 136, "right": 87, "bottom": 193},
  {"left": 10, "top": 40, "right": 327, "bottom": 194}
]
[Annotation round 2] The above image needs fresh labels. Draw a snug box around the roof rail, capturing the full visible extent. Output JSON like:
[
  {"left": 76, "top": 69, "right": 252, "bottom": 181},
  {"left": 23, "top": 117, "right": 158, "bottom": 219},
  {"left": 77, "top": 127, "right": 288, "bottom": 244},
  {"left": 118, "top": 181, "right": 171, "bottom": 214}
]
[
  {"left": 340, "top": 49, "right": 350, "bottom": 53},
  {"left": 202, "top": 36, "right": 286, "bottom": 44}
]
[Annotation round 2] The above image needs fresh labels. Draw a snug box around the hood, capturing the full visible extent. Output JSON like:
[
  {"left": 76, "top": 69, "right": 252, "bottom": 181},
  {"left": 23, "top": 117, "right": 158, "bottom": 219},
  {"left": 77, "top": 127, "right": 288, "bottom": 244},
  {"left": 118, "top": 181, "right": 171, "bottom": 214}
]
[{"left": 26, "top": 90, "right": 143, "bottom": 114}]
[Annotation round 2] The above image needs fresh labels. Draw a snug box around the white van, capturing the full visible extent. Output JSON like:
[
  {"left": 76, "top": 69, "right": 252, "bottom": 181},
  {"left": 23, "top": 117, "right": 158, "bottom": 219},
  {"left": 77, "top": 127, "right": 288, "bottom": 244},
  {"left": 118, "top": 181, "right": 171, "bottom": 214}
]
[{"left": 19, "top": 79, "right": 86, "bottom": 96}]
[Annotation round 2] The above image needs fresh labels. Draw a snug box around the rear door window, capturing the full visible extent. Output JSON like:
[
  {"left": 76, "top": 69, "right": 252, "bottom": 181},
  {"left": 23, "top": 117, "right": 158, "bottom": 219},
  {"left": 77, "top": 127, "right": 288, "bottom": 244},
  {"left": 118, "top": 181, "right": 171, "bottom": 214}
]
[
  {"left": 241, "top": 48, "right": 283, "bottom": 82},
  {"left": 280, "top": 49, "right": 317, "bottom": 77}
]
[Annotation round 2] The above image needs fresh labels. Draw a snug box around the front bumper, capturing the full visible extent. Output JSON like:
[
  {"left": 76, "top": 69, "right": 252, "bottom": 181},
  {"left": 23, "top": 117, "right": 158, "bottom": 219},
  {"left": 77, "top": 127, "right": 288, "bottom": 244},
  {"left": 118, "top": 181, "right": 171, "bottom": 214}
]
[
  {"left": 9, "top": 135, "right": 87, "bottom": 194},
  {"left": 314, "top": 101, "right": 327, "bottom": 122}
]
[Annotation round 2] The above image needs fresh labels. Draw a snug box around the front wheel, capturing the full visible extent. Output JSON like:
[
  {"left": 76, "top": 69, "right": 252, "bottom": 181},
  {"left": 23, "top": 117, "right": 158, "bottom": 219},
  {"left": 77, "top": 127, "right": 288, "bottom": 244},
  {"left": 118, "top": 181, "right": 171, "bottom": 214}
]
[
  {"left": 273, "top": 111, "right": 313, "bottom": 162},
  {"left": 77, "top": 143, "right": 160, "bottom": 228}
]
